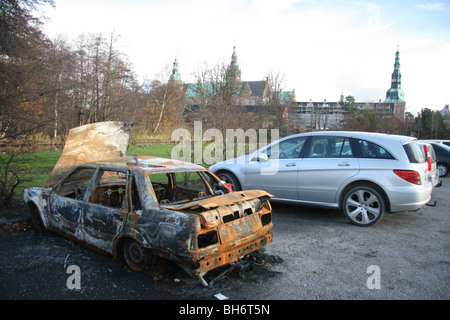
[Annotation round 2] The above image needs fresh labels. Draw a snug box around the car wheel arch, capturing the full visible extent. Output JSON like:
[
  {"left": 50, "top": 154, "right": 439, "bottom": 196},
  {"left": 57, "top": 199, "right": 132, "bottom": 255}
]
[
  {"left": 339, "top": 180, "right": 391, "bottom": 213},
  {"left": 113, "top": 232, "right": 149, "bottom": 259},
  {"left": 26, "top": 201, "right": 48, "bottom": 230}
]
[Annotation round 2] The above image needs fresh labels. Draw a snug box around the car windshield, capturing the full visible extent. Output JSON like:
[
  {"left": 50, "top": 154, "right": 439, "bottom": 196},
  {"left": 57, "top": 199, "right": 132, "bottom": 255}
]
[{"left": 404, "top": 141, "right": 426, "bottom": 163}]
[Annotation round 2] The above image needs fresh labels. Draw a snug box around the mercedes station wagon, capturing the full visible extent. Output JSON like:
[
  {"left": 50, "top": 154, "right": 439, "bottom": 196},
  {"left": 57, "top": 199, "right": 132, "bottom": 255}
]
[
  {"left": 24, "top": 122, "right": 273, "bottom": 286},
  {"left": 210, "top": 131, "right": 433, "bottom": 227}
]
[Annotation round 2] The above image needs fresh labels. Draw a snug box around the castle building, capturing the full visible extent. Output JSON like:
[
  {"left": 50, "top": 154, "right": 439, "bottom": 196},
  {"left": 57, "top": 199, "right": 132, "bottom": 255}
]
[
  {"left": 169, "top": 47, "right": 405, "bottom": 131},
  {"left": 170, "top": 46, "right": 296, "bottom": 117},
  {"left": 289, "top": 49, "right": 406, "bottom": 131}
]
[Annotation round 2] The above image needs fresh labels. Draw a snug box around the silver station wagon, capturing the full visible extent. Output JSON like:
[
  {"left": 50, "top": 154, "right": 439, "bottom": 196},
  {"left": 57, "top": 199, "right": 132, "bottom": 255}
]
[{"left": 210, "top": 131, "right": 433, "bottom": 226}]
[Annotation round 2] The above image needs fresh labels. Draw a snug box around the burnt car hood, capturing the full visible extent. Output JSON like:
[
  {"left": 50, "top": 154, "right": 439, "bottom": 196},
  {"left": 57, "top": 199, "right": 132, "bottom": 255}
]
[
  {"left": 163, "top": 190, "right": 272, "bottom": 211},
  {"left": 45, "top": 121, "right": 132, "bottom": 188}
]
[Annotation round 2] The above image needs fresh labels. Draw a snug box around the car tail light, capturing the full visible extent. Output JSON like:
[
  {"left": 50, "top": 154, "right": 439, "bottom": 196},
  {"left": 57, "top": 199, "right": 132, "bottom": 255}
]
[
  {"left": 394, "top": 170, "right": 421, "bottom": 185},
  {"left": 424, "top": 145, "right": 431, "bottom": 171}
]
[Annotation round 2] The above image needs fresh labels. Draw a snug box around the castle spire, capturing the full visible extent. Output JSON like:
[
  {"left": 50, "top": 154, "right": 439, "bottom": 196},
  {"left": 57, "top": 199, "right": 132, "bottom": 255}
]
[
  {"left": 384, "top": 48, "right": 405, "bottom": 103},
  {"left": 169, "top": 56, "right": 181, "bottom": 82},
  {"left": 227, "top": 45, "right": 241, "bottom": 81}
]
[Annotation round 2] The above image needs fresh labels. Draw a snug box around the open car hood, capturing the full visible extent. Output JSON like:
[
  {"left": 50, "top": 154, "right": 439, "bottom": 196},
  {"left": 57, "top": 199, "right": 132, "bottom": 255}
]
[{"left": 45, "top": 121, "right": 132, "bottom": 188}]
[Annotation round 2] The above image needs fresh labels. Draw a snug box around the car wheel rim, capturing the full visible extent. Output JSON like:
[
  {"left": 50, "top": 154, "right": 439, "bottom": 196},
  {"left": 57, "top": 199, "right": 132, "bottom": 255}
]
[
  {"left": 345, "top": 190, "right": 381, "bottom": 225},
  {"left": 438, "top": 165, "right": 447, "bottom": 177},
  {"left": 124, "top": 240, "right": 148, "bottom": 271}
]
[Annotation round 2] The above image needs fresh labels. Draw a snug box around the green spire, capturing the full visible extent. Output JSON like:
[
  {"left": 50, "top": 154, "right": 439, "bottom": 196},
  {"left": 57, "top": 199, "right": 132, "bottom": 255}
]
[
  {"left": 169, "top": 57, "right": 181, "bottom": 82},
  {"left": 231, "top": 45, "right": 239, "bottom": 68},
  {"left": 227, "top": 45, "right": 241, "bottom": 80},
  {"left": 385, "top": 49, "right": 405, "bottom": 103}
]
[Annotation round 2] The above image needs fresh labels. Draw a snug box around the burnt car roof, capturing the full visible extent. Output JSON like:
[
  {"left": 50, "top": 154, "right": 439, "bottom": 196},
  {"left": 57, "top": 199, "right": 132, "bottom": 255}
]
[{"left": 83, "top": 156, "right": 207, "bottom": 173}]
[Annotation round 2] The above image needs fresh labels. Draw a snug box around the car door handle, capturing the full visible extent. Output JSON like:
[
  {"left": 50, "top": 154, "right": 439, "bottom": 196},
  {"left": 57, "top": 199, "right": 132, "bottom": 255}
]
[
  {"left": 285, "top": 162, "right": 297, "bottom": 167},
  {"left": 338, "top": 162, "right": 352, "bottom": 167}
]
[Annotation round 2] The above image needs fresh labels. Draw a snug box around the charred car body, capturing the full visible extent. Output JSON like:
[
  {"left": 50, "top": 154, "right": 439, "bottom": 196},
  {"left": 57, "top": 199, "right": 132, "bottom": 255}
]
[{"left": 24, "top": 122, "right": 273, "bottom": 286}]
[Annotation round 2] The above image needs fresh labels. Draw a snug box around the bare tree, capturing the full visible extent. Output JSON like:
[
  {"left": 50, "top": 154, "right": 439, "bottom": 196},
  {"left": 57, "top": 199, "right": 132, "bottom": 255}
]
[
  {"left": 263, "top": 69, "right": 292, "bottom": 134},
  {"left": 188, "top": 59, "right": 246, "bottom": 132},
  {"left": 0, "top": 0, "right": 55, "bottom": 141},
  {"left": 143, "top": 66, "right": 184, "bottom": 133}
]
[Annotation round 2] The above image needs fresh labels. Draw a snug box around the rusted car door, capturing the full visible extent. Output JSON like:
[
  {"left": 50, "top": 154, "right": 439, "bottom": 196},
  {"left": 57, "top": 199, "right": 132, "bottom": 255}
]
[
  {"left": 81, "top": 169, "right": 129, "bottom": 254},
  {"left": 81, "top": 203, "right": 124, "bottom": 254},
  {"left": 48, "top": 167, "right": 97, "bottom": 239},
  {"left": 48, "top": 194, "right": 84, "bottom": 238}
]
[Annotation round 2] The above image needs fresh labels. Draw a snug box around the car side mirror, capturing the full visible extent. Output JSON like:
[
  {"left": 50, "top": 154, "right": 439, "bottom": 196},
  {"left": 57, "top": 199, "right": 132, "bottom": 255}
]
[
  {"left": 252, "top": 153, "right": 269, "bottom": 162},
  {"left": 256, "top": 153, "right": 269, "bottom": 162}
]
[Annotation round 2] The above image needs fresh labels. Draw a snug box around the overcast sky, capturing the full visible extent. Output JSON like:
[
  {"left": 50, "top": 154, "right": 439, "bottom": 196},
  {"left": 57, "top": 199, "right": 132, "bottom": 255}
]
[{"left": 41, "top": 0, "right": 450, "bottom": 114}]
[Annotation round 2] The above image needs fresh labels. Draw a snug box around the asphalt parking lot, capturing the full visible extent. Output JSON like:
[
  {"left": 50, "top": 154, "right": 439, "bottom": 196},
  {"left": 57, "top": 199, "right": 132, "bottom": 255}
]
[{"left": 0, "top": 177, "right": 449, "bottom": 301}]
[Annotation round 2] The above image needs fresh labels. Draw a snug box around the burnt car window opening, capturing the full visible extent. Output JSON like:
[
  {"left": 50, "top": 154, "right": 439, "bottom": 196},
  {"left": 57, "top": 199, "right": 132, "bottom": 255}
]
[
  {"left": 57, "top": 168, "right": 97, "bottom": 200},
  {"left": 149, "top": 171, "right": 215, "bottom": 205},
  {"left": 129, "top": 174, "right": 142, "bottom": 211},
  {"left": 90, "top": 170, "right": 127, "bottom": 209}
]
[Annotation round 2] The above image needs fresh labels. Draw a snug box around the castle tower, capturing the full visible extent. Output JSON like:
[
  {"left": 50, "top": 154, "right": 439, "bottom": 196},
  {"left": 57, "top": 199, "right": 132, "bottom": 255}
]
[
  {"left": 226, "top": 45, "right": 242, "bottom": 82},
  {"left": 384, "top": 49, "right": 405, "bottom": 103},
  {"left": 169, "top": 57, "right": 182, "bottom": 83}
]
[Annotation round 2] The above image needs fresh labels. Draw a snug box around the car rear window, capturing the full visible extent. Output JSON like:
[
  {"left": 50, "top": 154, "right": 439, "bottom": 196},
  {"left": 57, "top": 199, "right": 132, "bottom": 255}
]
[{"left": 403, "top": 141, "right": 426, "bottom": 163}]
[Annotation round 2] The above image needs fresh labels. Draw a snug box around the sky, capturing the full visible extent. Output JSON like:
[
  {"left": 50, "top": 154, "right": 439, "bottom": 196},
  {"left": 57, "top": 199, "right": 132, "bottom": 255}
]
[{"left": 40, "top": 0, "right": 450, "bottom": 114}]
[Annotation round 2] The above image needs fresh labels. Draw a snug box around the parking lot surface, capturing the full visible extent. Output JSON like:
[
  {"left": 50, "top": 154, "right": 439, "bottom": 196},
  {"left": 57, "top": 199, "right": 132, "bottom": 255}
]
[{"left": 0, "top": 178, "right": 449, "bottom": 300}]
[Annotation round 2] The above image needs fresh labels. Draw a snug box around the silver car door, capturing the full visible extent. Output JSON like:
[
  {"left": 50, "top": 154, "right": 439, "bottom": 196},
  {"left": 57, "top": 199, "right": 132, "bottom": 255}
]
[
  {"left": 245, "top": 136, "right": 307, "bottom": 200},
  {"left": 298, "top": 136, "right": 359, "bottom": 204}
]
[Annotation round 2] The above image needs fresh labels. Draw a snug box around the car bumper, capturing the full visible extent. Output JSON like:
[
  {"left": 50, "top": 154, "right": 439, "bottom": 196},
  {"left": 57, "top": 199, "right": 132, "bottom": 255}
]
[
  {"left": 195, "top": 232, "right": 273, "bottom": 275},
  {"left": 387, "top": 184, "right": 432, "bottom": 212}
]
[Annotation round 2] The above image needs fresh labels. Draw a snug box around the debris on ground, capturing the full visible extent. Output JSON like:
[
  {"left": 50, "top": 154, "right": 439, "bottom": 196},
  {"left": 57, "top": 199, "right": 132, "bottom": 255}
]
[{"left": 0, "top": 220, "right": 31, "bottom": 235}]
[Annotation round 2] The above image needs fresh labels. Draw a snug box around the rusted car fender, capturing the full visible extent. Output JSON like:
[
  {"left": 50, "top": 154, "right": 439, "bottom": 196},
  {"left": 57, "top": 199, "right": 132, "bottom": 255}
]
[
  {"left": 113, "top": 210, "right": 196, "bottom": 261},
  {"left": 23, "top": 187, "right": 51, "bottom": 229},
  {"left": 112, "top": 229, "right": 149, "bottom": 259}
]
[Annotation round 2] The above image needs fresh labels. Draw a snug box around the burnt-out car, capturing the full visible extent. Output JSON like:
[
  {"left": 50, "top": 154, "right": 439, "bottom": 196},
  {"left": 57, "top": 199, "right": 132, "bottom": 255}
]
[{"left": 23, "top": 122, "right": 273, "bottom": 286}]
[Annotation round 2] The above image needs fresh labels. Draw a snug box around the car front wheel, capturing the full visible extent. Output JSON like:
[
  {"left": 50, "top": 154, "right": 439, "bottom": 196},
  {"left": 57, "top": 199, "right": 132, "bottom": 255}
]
[{"left": 342, "top": 185, "right": 385, "bottom": 227}]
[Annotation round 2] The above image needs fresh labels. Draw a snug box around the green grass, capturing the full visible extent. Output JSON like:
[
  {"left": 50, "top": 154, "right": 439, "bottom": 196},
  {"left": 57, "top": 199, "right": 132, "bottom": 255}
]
[{"left": 127, "top": 144, "right": 174, "bottom": 158}]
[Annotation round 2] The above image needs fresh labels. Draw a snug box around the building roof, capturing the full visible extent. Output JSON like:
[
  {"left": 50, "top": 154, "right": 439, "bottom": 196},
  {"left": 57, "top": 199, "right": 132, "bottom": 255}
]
[{"left": 184, "top": 80, "right": 268, "bottom": 99}]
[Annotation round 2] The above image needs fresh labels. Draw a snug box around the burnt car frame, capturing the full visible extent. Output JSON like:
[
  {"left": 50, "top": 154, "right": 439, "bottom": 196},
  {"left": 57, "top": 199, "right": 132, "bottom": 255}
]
[{"left": 23, "top": 122, "right": 273, "bottom": 286}]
